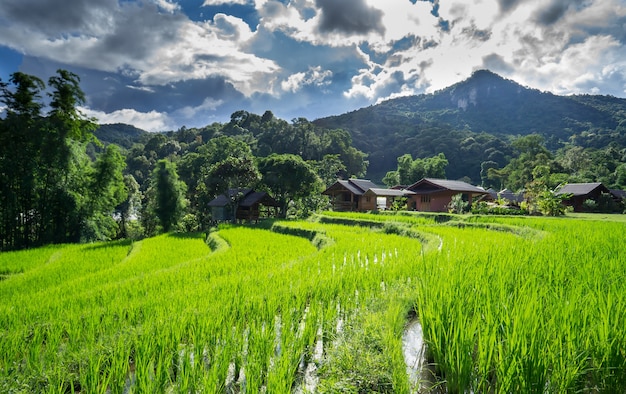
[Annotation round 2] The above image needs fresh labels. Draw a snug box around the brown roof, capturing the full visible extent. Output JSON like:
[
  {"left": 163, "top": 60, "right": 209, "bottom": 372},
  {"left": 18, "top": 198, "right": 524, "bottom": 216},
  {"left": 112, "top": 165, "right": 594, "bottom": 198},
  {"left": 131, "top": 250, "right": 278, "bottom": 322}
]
[
  {"left": 555, "top": 183, "right": 609, "bottom": 196},
  {"left": 365, "top": 188, "right": 415, "bottom": 197},
  {"left": 322, "top": 179, "right": 379, "bottom": 196},
  {"left": 407, "top": 178, "right": 487, "bottom": 194}
]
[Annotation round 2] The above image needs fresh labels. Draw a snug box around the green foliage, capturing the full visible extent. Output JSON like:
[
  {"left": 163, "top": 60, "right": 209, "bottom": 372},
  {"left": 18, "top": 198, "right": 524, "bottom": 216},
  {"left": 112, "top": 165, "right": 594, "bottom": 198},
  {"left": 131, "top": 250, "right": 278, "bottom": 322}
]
[
  {"left": 258, "top": 153, "right": 322, "bottom": 218},
  {"left": 146, "top": 160, "right": 187, "bottom": 233},
  {"left": 388, "top": 152, "right": 449, "bottom": 185},
  {"left": 471, "top": 201, "right": 528, "bottom": 215},
  {"left": 115, "top": 174, "right": 141, "bottom": 239},
  {"left": 448, "top": 193, "right": 468, "bottom": 214},
  {"left": 0, "top": 70, "right": 112, "bottom": 250},
  {"left": 314, "top": 70, "right": 626, "bottom": 182},
  {"left": 536, "top": 190, "right": 571, "bottom": 216}
]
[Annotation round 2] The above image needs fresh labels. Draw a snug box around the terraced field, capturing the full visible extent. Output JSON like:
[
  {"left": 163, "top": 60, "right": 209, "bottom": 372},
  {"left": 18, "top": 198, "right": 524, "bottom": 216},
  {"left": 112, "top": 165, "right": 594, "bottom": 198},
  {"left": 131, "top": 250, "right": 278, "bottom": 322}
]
[{"left": 1, "top": 212, "right": 625, "bottom": 393}]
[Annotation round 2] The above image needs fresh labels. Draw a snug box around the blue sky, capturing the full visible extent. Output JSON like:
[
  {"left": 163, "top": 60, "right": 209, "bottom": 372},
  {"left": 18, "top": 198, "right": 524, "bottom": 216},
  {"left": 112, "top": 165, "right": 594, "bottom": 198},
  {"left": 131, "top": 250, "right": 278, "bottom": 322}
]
[{"left": 1, "top": 0, "right": 625, "bottom": 131}]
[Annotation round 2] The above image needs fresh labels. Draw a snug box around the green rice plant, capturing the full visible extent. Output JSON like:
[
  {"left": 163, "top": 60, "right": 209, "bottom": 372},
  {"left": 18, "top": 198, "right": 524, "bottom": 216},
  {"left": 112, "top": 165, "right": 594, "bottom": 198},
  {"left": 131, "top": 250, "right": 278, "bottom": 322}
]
[{"left": 2, "top": 211, "right": 625, "bottom": 393}]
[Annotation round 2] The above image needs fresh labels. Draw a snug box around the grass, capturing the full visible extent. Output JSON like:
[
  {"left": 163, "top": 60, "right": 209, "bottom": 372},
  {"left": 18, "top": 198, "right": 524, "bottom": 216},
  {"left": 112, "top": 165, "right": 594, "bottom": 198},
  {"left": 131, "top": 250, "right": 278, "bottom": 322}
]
[{"left": 1, "top": 212, "right": 625, "bottom": 392}]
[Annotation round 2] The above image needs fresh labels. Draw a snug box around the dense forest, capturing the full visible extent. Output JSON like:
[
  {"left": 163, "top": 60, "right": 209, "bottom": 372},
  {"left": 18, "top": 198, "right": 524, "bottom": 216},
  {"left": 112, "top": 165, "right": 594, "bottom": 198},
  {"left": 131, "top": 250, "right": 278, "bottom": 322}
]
[
  {"left": 2, "top": 69, "right": 626, "bottom": 251},
  {"left": 315, "top": 70, "right": 626, "bottom": 186},
  {"left": 0, "top": 70, "right": 370, "bottom": 250}
]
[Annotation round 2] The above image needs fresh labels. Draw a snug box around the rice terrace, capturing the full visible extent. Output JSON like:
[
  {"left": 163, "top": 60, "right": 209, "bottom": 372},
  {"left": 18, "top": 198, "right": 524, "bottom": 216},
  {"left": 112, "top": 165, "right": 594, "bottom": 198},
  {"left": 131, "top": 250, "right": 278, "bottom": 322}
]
[{"left": 1, "top": 211, "right": 625, "bottom": 393}]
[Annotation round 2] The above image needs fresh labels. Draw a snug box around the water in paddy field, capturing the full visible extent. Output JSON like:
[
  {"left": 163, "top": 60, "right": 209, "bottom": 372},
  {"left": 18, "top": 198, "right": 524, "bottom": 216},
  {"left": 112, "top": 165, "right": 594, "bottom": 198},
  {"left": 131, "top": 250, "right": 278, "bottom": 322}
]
[{"left": 403, "top": 318, "right": 443, "bottom": 393}]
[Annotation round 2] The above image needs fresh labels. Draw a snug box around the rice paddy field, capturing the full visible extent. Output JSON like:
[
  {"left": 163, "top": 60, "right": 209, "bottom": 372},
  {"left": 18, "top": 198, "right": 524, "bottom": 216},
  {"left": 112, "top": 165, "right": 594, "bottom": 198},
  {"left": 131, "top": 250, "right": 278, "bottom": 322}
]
[{"left": 1, "top": 212, "right": 625, "bottom": 393}]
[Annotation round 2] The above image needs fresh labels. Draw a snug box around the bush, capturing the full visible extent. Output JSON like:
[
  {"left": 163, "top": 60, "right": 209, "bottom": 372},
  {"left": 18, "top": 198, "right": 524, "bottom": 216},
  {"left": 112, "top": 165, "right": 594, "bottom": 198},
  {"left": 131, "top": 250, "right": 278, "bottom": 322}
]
[
  {"left": 448, "top": 193, "right": 468, "bottom": 214},
  {"left": 470, "top": 201, "right": 528, "bottom": 215}
]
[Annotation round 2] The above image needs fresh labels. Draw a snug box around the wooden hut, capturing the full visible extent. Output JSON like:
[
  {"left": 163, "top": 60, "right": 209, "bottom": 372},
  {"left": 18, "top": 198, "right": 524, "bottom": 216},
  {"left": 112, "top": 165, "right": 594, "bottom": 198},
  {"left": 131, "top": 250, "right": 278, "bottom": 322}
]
[
  {"left": 555, "top": 182, "right": 611, "bottom": 212},
  {"left": 208, "top": 188, "right": 278, "bottom": 222}
]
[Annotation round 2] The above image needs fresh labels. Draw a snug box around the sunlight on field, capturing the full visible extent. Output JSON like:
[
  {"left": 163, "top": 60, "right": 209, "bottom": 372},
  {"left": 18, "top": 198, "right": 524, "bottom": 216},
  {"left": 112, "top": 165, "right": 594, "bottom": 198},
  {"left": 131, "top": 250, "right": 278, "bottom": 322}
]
[{"left": 1, "top": 213, "right": 625, "bottom": 393}]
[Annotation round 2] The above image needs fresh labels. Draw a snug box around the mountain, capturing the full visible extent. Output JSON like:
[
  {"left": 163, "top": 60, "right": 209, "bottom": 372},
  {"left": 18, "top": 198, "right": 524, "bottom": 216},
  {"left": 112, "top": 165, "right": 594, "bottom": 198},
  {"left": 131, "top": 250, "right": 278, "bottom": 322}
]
[
  {"left": 94, "top": 123, "right": 150, "bottom": 149},
  {"left": 314, "top": 70, "right": 626, "bottom": 182}
]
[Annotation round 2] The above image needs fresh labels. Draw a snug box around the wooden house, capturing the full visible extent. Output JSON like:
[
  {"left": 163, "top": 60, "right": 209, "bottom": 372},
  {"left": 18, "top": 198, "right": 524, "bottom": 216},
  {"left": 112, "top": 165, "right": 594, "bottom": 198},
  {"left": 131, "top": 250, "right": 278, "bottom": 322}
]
[
  {"left": 208, "top": 188, "right": 278, "bottom": 222},
  {"left": 610, "top": 189, "right": 626, "bottom": 201},
  {"left": 406, "top": 178, "right": 488, "bottom": 212},
  {"left": 555, "top": 182, "right": 611, "bottom": 212},
  {"left": 322, "top": 179, "right": 413, "bottom": 212}
]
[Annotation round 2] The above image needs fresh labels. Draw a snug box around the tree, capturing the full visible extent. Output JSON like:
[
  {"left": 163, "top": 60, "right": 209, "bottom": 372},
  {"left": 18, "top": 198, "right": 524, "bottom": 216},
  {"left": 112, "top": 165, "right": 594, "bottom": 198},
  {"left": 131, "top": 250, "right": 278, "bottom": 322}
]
[
  {"left": 312, "top": 154, "right": 346, "bottom": 187},
  {"left": 201, "top": 156, "right": 261, "bottom": 222},
  {"left": 83, "top": 145, "right": 127, "bottom": 241},
  {"left": 258, "top": 154, "right": 322, "bottom": 218},
  {"left": 47, "top": 69, "right": 96, "bottom": 141},
  {"left": 391, "top": 153, "right": 449, "bottom": 185},
  {"left": 147, "top": 160, "right": 187, "bottom": 233},
  {"left": 116, "top": 175, "right": 141, "bottom": 239},
  {"left": 189, "top": 137, "right": 259, "bottom": 226},
  {"left": 382, "top": 171, "right": 400, "bottom": 188},
  {"left": 503, "top": 134, "right": 554, "bottom": 191},
  {"left": 0, "top": 72, "right": 46, "bottom": 249},
  {"left": 0, "top": 70, "right": 99, "bottom": 249},
  {"left": 536, "top": 190, "right": 570, "bottom": 216},
  {"left": 480, "top": 161, "right": 499, "bottom": 189}
]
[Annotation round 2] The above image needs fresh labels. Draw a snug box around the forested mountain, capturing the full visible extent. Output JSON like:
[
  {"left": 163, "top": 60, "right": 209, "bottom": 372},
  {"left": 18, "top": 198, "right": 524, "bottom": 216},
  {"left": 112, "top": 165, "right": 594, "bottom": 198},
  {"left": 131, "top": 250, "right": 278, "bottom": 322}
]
[
  {"left": 314, "top": 70, "right": 626, "bottom": 182},
  {"left": 3, "top": 68, "right": 626, "bottom": 251},
  {"left": 95, "top": 123, "right": 151, "bottom": 149}
]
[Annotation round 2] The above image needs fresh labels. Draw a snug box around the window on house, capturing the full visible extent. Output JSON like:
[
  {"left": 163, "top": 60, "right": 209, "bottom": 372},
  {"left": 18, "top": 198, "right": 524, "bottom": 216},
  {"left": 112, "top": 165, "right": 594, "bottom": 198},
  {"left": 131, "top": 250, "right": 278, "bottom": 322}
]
[{"left": 421, "top": 195, "right": 431, "bottom": 203}]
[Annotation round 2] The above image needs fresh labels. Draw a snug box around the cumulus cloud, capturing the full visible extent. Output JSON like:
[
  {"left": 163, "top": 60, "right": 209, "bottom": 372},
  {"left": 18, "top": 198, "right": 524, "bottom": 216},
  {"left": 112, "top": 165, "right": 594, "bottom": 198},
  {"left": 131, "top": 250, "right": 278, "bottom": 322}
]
[
  {"left": 0, "top": 0, "right": 280, "bottom": 98},
  {"left": 203, "top": 0, "right": 248, "bottom": 5},
  {"left": 81, "top": 107, "right": 173, "bottom": 132},
  {"left": 281, "top": 66, "right": 333, "bottom": 92},
  {"left": 2, "top": 0, "right": 625, "bottom": 131},
  {"left": 153, "top": 0, "right": 181, "bottom": 13}
]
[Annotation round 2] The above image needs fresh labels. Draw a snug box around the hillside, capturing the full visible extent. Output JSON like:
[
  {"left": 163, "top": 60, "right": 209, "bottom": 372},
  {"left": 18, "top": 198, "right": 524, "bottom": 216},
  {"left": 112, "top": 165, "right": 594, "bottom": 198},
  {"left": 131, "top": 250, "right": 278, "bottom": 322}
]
[
  {"left": 94, "top": 123, "right": 150, "bottom": 149},
  {"left": 314, "top": 70, "right": 626, "bottom": 181}
]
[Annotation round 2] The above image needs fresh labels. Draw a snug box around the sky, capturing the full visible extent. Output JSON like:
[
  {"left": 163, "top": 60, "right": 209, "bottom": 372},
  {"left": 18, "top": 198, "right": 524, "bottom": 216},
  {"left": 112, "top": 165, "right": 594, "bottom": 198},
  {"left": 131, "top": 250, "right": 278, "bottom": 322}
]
[{"left": 1, "top": 0, "right": 625, "bottom": 132}]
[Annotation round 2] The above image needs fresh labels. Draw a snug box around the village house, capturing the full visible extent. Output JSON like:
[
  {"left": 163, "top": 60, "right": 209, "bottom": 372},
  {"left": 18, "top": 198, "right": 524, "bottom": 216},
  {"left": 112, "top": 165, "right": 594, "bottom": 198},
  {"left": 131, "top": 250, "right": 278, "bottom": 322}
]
[
  {"left": 555, "top": 182, "right": 623, "bottom": 212},
  {"left": 480, "top": 187, "right": 525, "bottom": 206},
  {"left": 406, "top": 178, "right": 488, "bottom": 212},
  {"left": 208, "top": 188, "right": 279, "bottom": 222},
  {"left": 322, "top": 179, "right": 414, "bottom": 212}
]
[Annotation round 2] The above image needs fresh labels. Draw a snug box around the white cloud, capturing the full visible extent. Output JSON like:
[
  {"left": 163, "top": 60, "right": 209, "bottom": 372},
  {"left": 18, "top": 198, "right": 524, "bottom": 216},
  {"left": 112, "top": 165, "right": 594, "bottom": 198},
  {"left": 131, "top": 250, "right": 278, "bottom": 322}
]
[
  {"left": 281, "top": 66, "right": 332, "bottom": 93},
  {"left": 2, "top": 0, "right": 625, "bottom": 130},
  {"left": 344, "top": 0, "right": 626, "bottom": 102},
  {"left": 81, "top": 107, "right": 173, "bottom": 132},
  {"left": 203, "top": 0, "right": 248, "bottom": 5},
  {"left": 519, "top": 35, "right": 625, "bottom": 94},
  {"left": 134, "top": 15, "right": 280, "bottom": 96},
  {"left": 175, "top": 97, "right": 224, "bottom": 120},
  {"left": 153, "top": 0, "right": 181, "bottom": 13}
]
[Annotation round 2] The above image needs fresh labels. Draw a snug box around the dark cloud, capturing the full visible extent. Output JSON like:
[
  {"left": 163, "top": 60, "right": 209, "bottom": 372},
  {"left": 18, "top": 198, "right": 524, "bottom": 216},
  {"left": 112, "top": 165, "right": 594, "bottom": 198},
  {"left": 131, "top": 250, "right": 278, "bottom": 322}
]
[
  {"left": 315, "top": 0, "right": 384, "bottom": 36},
  {"left": 533, "top": 0, "right": 586, "bottom": 26},
  {"left": 496, "top": 0, "right": 523, "bottom": 14},
  {"left": 482, "top": 54, "right": 514, "bottom": 74},
  {"left": 461, "top": 25, "right": 492, "bottom": 42},
  {"left": 0, "top": 0, "right": 114, "bottom": 36},
  {"left": 1, "top": 0, "right": 188, "bottom": 74},
  {"left": 19, "top": 55, "right": 243, "bottom": 114},
  {"left": 88, "top": 3, "right": 187, "bottom": 65}
]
